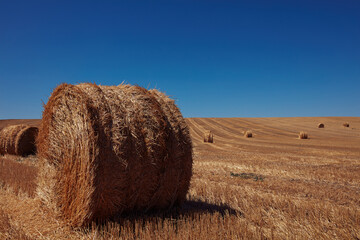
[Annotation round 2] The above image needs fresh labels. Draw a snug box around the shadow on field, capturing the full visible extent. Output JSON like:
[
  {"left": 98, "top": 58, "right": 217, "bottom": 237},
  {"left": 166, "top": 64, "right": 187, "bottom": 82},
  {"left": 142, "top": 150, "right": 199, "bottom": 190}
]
[
  {"left": 181, "top": 200, "right": 240, "bottom": 217},
  {"left": 104, "top": 200, "right": 241, "bottom": 227},
  {"left": 87, "top": 201, "right": 241, "bottom": 236}
]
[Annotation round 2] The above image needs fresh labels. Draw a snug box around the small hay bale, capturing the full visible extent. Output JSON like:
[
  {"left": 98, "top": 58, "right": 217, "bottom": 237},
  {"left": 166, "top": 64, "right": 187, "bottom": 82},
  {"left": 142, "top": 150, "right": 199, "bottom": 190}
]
[
  {"left": 36, "top": 83, "right": 193, "bottom": 227},
  {"left": 0, "top": 124, "right": 38, "bottom": 156},
  {"left": 318, "top": 123, "right": 324, "bottom": 128},
  {"left": 299, "top": 131, "right": 308, "bottom": 139},
  {"left": 203, "top": 130, "right": 214, "bottom": 143},
  {"left": 343, "top": 122, "right": 350, "bottom": 127},
  {"left": 244, "top": 130, "right": 253, "bottom": 138}
]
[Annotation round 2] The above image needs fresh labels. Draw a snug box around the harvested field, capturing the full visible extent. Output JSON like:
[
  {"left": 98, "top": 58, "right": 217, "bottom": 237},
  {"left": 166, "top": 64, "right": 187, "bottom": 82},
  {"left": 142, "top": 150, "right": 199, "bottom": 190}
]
[
  {"left": 0, "top": 117, "right": 359, "bottom": 239},
  {"left": 0, "top": 156, "right": 38, "bottom": 197},
  {"left": 0, "top": 120, "right": 41, "bottom": 131}
]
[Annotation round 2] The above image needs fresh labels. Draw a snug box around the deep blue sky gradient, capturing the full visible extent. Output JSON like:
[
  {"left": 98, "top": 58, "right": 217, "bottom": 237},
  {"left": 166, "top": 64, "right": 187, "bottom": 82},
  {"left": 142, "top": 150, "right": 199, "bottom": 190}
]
[{"left": 1, "top": 0, "right": 359, "bottom": 118}]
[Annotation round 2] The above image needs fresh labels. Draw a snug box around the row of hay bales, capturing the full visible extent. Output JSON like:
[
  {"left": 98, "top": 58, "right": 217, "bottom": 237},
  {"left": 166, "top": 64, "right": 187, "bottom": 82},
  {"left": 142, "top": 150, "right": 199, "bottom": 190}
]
[
  {"left": 204, "top": 130, "right": 252, "bottom": 143},
  {"left": 203, "top": 122, "right": 351, "bottom": 142},
  {"left": 300, "top": 122, "right": 351, "bottom": 139},
  {"left": 318, "top": 122, "right": 350, "bottom": 128},
  {"left": 0, "top": 83, "right": 193, "bottom": 228},
  {"left": 203, "top": 129, "right": 305, "bottom": 141},
  {"left": 1, "top": 121, "right": 349, "bottom": 155}
]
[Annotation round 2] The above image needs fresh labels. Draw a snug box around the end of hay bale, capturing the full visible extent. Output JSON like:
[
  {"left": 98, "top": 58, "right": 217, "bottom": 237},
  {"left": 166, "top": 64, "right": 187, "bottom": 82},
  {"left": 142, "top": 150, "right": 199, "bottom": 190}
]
[
  {"left": 203, "top": 130, "right": 214, "bottom": 143},
  {"left": 343, "top": 122, "right": 350, "bottom": 127},
  {"left": 318, "top": 123, "right": 324, "bottom": 128},
  {"left": 17, "top": 127, "right": 38, "bottom": 156},
  {"left": 299, "top": 131, "right": 308, "bottom": 139},
  {"left": 0, "top": 125, "right": 38, "bottom": 156},
  {"left": 244, "top": 130, "right": 253, "bottom": 138}
]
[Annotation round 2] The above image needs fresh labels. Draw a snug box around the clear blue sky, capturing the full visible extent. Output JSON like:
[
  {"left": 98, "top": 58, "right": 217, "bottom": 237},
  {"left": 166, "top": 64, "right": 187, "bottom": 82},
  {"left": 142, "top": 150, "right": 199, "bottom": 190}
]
[{"left": 1, "top": 0, "right": 359, "bottom": 119}]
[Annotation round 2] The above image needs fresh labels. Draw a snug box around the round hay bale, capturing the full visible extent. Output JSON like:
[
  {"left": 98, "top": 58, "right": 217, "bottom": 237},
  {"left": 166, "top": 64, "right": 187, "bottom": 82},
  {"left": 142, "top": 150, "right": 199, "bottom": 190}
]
[
  {"left": 299, "top": 131, "right": 308, "bottom": 139},
  {"left": 0, "top": 124, "right": 38, "bottom": 156},
  {"left": 36, "top": 83, "right": 193, "bottom": 227},
  {"left": 244, "top": 130, "right": 252, "bottom": 138},
  {"left": 203, "top": 130, "right": 213, "bottom": 143},
  {"left": 343, "top": 122, "right": 350, "bottom": 127},
  {"left": 318, "top": 123, "right": 324, "bottom": 128}
]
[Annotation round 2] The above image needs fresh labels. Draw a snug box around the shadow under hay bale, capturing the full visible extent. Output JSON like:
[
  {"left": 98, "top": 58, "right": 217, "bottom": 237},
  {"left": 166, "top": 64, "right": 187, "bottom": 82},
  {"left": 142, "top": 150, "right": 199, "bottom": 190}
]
[
  {"left": 318, "top": 123, "right": 324, "bottom": 128},
  {"left": 343, "top": 122, "right": 350, "bottom": 127},
  {"left": 203, "top": 130, "right": 213, "bottom": 143},
  {"left": 87, "top": 199, "right": 240, "bottom": 236},
  {"left": 0, "top": 125, "right": 38, "bottom": 156},
  {"left": 244, "top": 130, "right": 252, "bottom": 138},
  {"left": 36, "top": 83, "right": 193, "bottom": 227},
  {"left": 113, "top": 200, "right": 240, "bottom": 221},
  {"left": 299, "top": 131, "right": 308, "bottom": 139}
]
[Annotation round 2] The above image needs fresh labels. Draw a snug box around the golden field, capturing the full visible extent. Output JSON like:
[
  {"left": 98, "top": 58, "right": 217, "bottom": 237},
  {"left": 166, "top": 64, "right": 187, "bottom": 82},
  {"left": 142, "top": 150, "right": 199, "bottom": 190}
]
[{"left": 0, "top": 117, "right": 359, "bottom": 239}]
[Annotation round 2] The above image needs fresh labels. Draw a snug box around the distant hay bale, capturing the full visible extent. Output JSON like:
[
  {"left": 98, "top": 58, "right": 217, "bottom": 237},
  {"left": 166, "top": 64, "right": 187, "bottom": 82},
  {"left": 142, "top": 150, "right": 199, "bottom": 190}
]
[
  {"left": 318, "top": 123, "right": 324, "bottom": 128},
  {"left": 244, "top": 130, "right": 252, "bottom": 138},
  {"left": 0, "top": 124, "right": 38, "bottom": 156},
  {"left": 343, "top": 122, "right": 350, "bottom": 127},
  {"left": 203, "top": 130, "right": 214, "bottom": 143},
  {"left": 299, "top": 131, "right": 308, "bottom": 139},
  {"left": 36, "top": 83, "right": 193, "bottom": 227}
]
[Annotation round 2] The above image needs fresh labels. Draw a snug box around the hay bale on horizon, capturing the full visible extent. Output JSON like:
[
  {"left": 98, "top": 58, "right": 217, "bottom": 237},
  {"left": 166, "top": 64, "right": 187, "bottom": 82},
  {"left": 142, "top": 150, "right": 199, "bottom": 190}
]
[
  {"left": 36, "top": 83, "right": 193, "bottom": 227},
  {"left": 0, "top": 124, "right": 38, "bottom": 156},
  {"left": 244, "top": 130, "right": 253, "bottom": 138},
  {"left": 299, "top": 131, "right": 308, "bottom": 139},
  {"left": 318, "top": 123, "right": 324, "bottom": 128},
  {"left": 203, "top": 130, "right": 214, "bottom": 143},
  {"left": 343, "top": 122, "right": 350, "bottom": 127}
]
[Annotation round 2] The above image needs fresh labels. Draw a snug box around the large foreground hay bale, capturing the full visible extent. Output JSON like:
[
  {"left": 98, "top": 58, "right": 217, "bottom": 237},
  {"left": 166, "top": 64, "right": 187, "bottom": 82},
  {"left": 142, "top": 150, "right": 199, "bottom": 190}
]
[
  {"left": 0, "top": 124, "right": 38, "bottom": 156},
  {"left": 299, "top": 131, "right": 308, "bottom": 139},
  {"left": 318, "top": 123, "right": 324, "bottom": 128},
  {"left": 36, "top": 83, "right": 193, "bottom": 227},
  {"left": 203, "top": 130, "right": 213, "bottom": 143}
]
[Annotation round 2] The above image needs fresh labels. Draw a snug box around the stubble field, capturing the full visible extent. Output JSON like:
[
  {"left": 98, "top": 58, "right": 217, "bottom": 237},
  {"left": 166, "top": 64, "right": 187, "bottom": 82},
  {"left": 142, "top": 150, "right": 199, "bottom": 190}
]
[{"left": 0, "top": 117, "right": 359, "bottom": 239}]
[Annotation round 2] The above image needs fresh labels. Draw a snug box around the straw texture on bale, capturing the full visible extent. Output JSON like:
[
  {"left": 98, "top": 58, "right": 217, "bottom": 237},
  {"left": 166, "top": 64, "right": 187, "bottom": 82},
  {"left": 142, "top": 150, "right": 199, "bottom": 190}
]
[
  {"left": 244, "top": 130, "right": 253, "bottom": 138},
  {"left": 203, "top": 130, "right": 213, "bottom": 143},
  {"left": 299, "top": 131, "right": 308, "bottom": 139},
  {"left": 318, "top": 123, "right": 324, "bottom": 128},
  {"left": 343, "top": 122, "right": 350, "bottom": 127},
  {"left": 36, "top": 83, "right": 193, "bottom": 227},
  {"left": 0, "top": 124, "right": 38, "bottom": 156}
]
